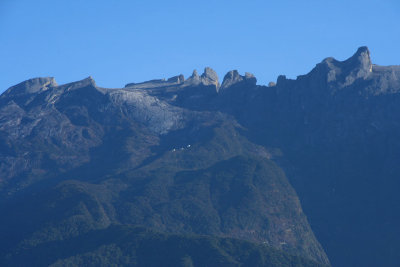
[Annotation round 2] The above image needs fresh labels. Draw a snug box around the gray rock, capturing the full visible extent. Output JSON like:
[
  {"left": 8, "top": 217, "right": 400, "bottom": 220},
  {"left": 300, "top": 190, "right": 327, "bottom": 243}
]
[
  {"left": 192, "top": 69, "right": 199, "bottom": 78},
  {"left": 200, "top": 67, "right": 219, "bottom": 87},
  {"left": 167, "top": 74, "right": 185, "bottom": 83},
  {"left": 125, "top": 74, "right": 185, "bottom": 89},
  {"left": 107, "top": 89, "right": 185, "bottom": 134},
  {"left": 298, "top": 46, "right": 374, "bottom": 91},
  {"left": 57, "top": 76, "right": 97, "bottom": 91},
  {"left": 184, "top": 67, "right": 219, "bottom": 89},
  {"left": 3, "top": 77, "right": 57, "bottom": 97},
  {"left": 220, "top": 70, "right": 256, "bottom": 91}
]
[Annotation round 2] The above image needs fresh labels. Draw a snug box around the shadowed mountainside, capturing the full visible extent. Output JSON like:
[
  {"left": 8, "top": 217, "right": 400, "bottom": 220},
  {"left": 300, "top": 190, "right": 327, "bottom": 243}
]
[
  {"left": 2, "top": 225, "right": 327, "bottom": 267},
  {"left": 0, "top": 69, "right": 329, "bottom": 265}
]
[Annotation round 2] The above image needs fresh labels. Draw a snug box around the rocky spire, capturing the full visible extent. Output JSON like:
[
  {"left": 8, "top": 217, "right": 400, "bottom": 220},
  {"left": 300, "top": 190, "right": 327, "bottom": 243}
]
[
  {"left": 200, "top": 67, "right": 219, "bottom": 88},
  {"left": 191, "top": 69, "right": 199, "bottom": 79},
  {"left": 345, "top": 46, "right": 372, "bottom": 77},
  {"left": 221, "top": 70, "right": 242, "bottom": 89},
  {"left": 331, "top": 46, "right": 373, "bottom": 86},
  {"left": 184, "top": 67, "right": 219, "bottom": 89},
  {"left": 220, "top": 70, "right": 257, "bottom": 91}
]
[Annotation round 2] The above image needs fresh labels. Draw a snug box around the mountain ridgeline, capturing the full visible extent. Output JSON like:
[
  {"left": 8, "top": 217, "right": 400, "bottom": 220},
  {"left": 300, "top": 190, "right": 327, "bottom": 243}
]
[{"left": 0, "top": 47, "right": 399, "bottom": 266}]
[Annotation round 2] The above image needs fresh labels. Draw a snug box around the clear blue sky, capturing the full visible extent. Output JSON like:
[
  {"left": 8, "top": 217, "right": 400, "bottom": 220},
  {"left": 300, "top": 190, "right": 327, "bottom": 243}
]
[{"left": 1, "top": 0, "right": 399, "bottom": 92}]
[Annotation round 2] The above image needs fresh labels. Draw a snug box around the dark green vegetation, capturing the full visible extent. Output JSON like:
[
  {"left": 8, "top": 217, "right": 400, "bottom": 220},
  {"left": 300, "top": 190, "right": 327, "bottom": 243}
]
[
  {"left": 1, "top": 225, "right": 326, "bottom": 267},
  {"left": 1, "top": 47, "right": 400, "bottom": 266}
]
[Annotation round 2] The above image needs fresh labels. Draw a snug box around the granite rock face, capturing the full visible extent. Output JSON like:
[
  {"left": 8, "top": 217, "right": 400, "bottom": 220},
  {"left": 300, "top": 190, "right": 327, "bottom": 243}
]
[
  {"left": 220, "top": 70, "right": 257, "bottom": 91},
  {"left": 3, "top": 77, "right": 57, "bottom": 96},
  {"left": 297, "top": 46, "right": 373, "bottom": 91},
  {"left": 107, "top": 89, "right": 185, "bottom": 134},
  {"left": 201, "top": 67, "right": 219, "bottom": 87},
  {"left": 183, "top": 67, "right": 220, "bottom": 89}
]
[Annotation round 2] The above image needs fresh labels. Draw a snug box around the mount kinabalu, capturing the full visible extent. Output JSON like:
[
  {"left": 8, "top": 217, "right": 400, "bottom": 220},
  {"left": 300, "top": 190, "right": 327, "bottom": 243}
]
[
  {"left": 0, "top": 70, "right": 329, "bottom": 266},
  {"left": 0, "top": 47, "right": 399, "bottom": 266}
]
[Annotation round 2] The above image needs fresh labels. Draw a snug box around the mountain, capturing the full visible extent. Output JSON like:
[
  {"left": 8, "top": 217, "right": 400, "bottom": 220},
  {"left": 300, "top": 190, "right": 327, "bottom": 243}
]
[
  {"left": 1, "top": 46, "right": 400, "bottom": 266},
  {"left": 0, "top": 70, "right": 328, "bottom": 265}
]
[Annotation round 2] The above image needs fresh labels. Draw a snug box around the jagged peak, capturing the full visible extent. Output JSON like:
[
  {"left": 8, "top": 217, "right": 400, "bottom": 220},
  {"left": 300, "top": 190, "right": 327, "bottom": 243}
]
[
  {"left": 220, "top": 70, "right": 256, "bottom": 90},
  {"left": 201, "top": 67, "right": 218, "bottom": 81},
  {"left": 3, "top": 77, "right": 57, "bottom": 97},
  {"left": 245, "top": 72, "right": 255, "bottom": 79},
  {"left": 319, "top": 46, "right": 371, "bottom": 67},
  {"left": 354, "top": 46, "right": 370, "bottom": 57},
  {"left": 83, "top": 76, "right": 96, "bottom": 84},
  {"left": 61, "top": 76, "right": 97, "bottom": 91},
  {"left": 184, "top": 69, "right": 200, "bottom": 84},
  {"left": 191, "top": 69, "right": 199, "bottom": 78},
  {"left": 184, "top": 67, "right": 219, "bottom": 89},
  {"left": 226, "top": 70, "right": 240, "bottom": 78},
  {"left": 344, "top": 46, "right": 372, "bottom": 72},
  {"left": 297, "top": 46, "right": 373, "bottom": 87},
  {"left": 200, "top": 67, "right": 219, "bottom": 87}
]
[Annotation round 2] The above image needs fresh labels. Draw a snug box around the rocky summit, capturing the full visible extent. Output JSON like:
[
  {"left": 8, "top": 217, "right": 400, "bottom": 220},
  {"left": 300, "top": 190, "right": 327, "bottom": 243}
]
[{"left": 1, "top": 47, "right": 400, "bottom": 266}]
